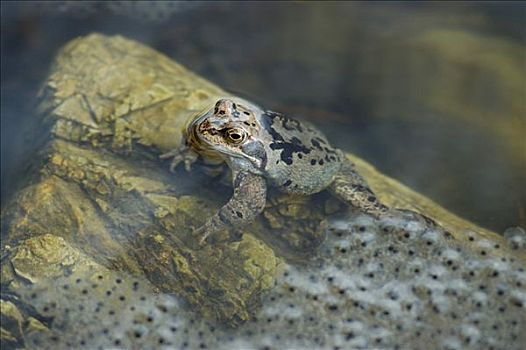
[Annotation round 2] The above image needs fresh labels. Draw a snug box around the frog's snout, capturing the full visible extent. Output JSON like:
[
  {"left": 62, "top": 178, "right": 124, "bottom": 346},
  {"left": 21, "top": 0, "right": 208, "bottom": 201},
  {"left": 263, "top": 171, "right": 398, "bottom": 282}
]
[
  {"left": 213, "top": 99, "right": 236, "bottom": 117},
  {"left": 198, "top": 120, "right": 211, "bottom": 132}
]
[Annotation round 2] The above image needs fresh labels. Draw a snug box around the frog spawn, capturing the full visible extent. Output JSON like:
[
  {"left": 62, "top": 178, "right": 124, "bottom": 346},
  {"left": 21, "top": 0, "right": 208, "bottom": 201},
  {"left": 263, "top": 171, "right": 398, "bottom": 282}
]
[
  {"left": 18, "top": 273, "right": 169, "bottom": 349},
  {"left": 17, "top": 211, "right": 526, "bottom": 350},
  {"left": 503, "top": 226, "right": 526, "bottom": 250}
]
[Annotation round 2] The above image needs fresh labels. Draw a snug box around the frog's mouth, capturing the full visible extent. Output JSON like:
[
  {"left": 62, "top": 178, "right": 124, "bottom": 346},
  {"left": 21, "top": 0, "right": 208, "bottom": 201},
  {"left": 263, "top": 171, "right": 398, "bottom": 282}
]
[{"left": 187, "top": 120, "right": 261, "bottom": 167}]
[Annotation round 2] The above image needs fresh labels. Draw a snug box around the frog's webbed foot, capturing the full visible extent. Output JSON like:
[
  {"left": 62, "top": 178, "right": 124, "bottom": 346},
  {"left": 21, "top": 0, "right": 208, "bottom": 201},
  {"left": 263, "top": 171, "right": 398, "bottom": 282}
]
[
  {"left": 227, "top": 229, "right": 244, "bottom": 243},
  {"left": 330, "top": 159, "right": 389, "bottom": 218},
  {"left": 160, "top": 143, "right": 198, "bottom": 172},
  {"left": 193, "top": 225, "right": 210, "bottom": 247},
  {"left": 191, "top": 172, "right": 267, "bottom": 246},
  {"left": 388, "top": 208, "right": 441, "bottom": 231}
]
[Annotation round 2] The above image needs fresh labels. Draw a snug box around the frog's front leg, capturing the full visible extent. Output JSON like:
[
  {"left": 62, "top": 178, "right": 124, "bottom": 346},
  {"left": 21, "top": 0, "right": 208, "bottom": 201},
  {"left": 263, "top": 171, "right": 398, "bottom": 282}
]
[
  {"left": 194, "top": 171, "right": 267, "bottom": 245},
  {"left": 159, "top": 141, "right": 198, "bottom": 172},
  {"left": 329, "top": 159, "right": 389, "bottom": 218}
]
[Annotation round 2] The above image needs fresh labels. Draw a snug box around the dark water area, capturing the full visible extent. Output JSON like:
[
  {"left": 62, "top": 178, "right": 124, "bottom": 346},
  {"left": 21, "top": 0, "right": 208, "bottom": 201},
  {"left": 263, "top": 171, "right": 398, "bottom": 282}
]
[{"left": 1, "top": 1, "right": 525, "bottom": 232}]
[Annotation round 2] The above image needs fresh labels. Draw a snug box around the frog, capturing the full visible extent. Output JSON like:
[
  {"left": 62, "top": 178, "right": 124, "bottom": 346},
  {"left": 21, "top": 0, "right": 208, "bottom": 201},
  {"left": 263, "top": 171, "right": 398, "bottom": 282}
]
[{"left": 161, "top": 97, "right": 389, "bottom": 245}]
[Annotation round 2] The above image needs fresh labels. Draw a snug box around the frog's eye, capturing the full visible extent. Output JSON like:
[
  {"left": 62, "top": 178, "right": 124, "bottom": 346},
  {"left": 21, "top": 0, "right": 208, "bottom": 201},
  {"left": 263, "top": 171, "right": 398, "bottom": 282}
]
[{"left": 226, "top": 128, "right": 247, "bottom": 144}]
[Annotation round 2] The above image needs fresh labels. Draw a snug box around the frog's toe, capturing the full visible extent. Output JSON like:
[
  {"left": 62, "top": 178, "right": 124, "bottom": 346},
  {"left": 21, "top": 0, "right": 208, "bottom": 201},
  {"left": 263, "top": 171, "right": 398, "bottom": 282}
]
[
  {"left": 159, "top": 149, "right": 178, "bottom": 159},
  {"left": 169, "top": 159, "right": 181, "bottom": 172},
  {"left": 192, "top": 226, "right": 210, "bottom": 246},
  {"left": 183, "top": 159, "right": 193, "bottom": 172},
  {"left": 183, "top": 153, "right": 198, "bottom": 172}
]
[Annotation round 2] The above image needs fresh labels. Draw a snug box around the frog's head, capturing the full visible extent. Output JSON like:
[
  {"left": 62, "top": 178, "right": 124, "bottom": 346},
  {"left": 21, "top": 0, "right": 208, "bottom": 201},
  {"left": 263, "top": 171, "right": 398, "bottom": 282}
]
[{"left": 187, "top": 98, "right": 266, "bottom": 170}]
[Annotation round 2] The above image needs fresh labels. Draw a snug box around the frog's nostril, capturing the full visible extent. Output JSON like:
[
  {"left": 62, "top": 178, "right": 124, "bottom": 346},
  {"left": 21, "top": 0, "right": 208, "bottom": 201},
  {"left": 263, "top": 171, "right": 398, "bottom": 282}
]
[{"left": 214, "top": 99, "right": 235, "bottom": 117}]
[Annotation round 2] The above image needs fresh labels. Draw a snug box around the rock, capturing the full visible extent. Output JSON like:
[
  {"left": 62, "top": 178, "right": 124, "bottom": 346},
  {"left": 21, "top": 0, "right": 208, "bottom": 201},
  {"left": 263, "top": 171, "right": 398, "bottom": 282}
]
[
  {"left": 3, "top": 33, "right": 285, "bottom": 331},
  {"left": 0, "top": 299, "right": 51, "bottom": 350},
  {"left": 0, "top": 300, "right": 24, "bottom": 345}
]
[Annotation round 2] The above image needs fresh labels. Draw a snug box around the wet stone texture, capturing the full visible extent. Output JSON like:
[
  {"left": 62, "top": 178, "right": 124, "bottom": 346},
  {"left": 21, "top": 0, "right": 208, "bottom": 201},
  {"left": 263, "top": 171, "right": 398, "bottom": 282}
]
[{"left": 1, "top": 34, "right": 525, "bottom": 349}]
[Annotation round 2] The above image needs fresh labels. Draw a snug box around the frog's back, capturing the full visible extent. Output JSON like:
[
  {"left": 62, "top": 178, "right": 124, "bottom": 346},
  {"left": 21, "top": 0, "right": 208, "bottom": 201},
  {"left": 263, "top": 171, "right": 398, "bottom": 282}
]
[{"left": 259, "top": 111, "right": 343, "bottom": 195}]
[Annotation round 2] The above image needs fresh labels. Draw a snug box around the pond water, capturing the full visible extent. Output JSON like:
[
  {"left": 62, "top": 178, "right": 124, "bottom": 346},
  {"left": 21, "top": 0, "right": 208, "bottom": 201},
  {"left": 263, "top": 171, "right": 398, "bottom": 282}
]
[{"left": 1, "top": 2, "right": 525, "bottom": 350}]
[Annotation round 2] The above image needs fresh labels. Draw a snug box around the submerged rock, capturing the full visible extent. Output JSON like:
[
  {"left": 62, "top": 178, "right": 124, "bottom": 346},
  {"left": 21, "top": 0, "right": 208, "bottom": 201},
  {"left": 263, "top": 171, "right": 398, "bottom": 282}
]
[{"left": 1, "top": 34, "right": 524, "bottom": 349}]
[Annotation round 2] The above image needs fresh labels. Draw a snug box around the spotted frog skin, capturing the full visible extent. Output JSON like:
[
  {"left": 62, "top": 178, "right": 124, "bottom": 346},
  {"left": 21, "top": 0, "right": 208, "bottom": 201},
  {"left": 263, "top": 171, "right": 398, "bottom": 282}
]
[{"left": 161, "top": 98, "right": 388, "bottom": 244}]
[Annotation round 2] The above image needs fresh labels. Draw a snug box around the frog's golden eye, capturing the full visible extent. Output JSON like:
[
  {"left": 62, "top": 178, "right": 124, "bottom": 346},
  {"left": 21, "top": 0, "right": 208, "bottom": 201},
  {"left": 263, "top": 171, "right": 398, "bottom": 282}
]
[{"left": 226, "top": 128, "right": 247, "bottom": 144}]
